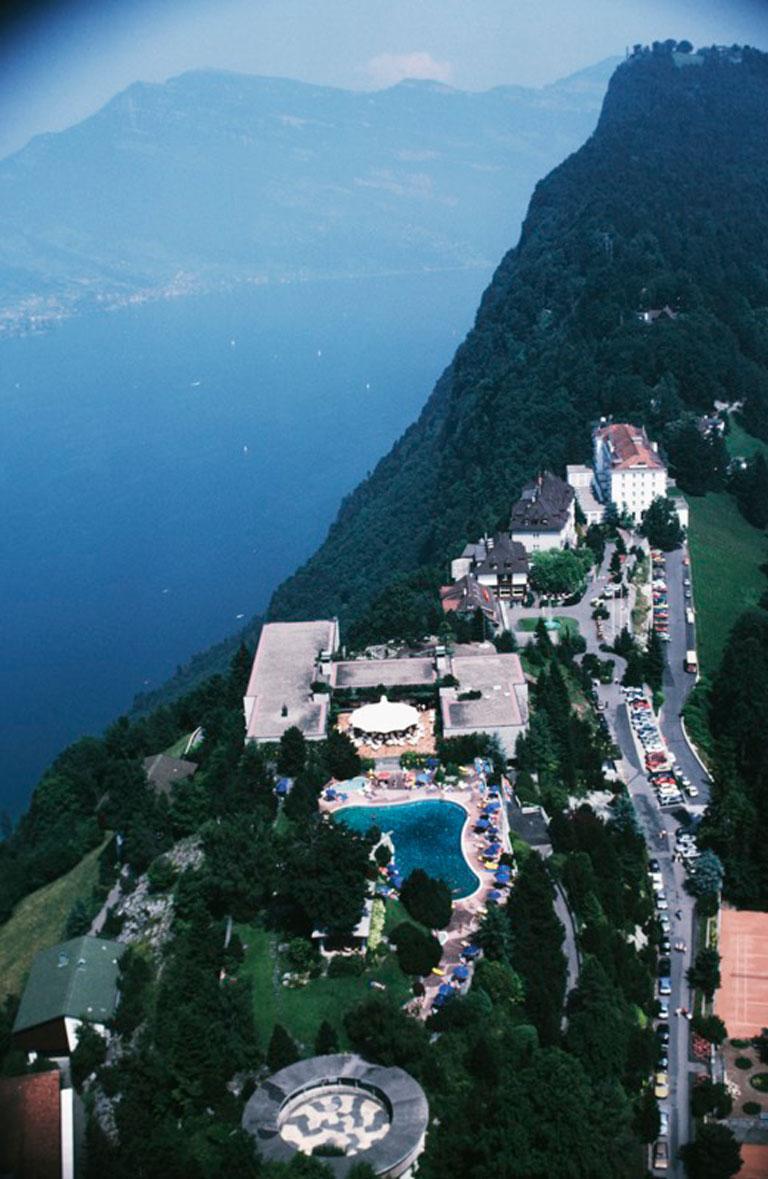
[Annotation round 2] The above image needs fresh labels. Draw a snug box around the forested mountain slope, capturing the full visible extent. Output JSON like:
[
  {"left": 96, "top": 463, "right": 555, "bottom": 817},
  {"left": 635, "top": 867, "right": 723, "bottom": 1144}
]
[{"left": 270, "top": 44, "right": 768, "bottom": 626}]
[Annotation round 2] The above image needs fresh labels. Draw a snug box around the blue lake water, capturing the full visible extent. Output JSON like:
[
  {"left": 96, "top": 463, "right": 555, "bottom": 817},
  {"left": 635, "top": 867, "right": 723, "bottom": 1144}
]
[
  {"left": 0, "top": 270, "right": 491, "bottom": 815},
  {"left": 335, "top": 800, "right": 479, "bottom": 898}
]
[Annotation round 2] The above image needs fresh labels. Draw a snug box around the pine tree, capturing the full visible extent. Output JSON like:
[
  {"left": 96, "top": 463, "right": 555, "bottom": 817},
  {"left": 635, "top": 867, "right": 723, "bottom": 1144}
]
[
  {"left": 314, "top": 1020, "right": 339, "bottom": 1056},
  {"left": 644, "top": 629, "right": 666, "bottom": 694},
  {"left": 267, "top": 1023, "right": 299, "bottom": 1073}
]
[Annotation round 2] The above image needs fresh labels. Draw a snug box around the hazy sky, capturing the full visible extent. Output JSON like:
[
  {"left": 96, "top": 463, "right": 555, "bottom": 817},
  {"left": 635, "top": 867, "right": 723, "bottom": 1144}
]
[{"left": 1, "top": 0, "right": 767, "bottom": 158}]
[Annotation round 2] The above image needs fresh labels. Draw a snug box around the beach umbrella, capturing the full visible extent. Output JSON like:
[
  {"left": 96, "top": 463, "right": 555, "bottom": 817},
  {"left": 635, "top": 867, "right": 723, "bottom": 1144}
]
[
  {"left": 391, "top": 874, "right": 404, "bottom": 889},
  {"left": 475, "top": 818, "right": 490, "bottom": 830},
  {"left": 438, "top": 983, "right": 454, "bottom": 997},
  {"left": 485, "top": 801, "right": 501, "bottom": 813},
  {"left": 487, "top": 889, "right": 502, "bottom": 903},
  {"left": 484, "top": 843, "right": 501, "bottom": 857},
  {"left": 462, "top": 945, "right": 481, "bottom": 959},
  {"left": 452, "top": 964, "right": 470, "bottom": 980}
]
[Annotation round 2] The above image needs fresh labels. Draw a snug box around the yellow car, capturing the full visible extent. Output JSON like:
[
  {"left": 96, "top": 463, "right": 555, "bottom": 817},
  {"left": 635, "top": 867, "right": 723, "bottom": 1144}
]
[{"left": 654, "top": 1072, "right": 669, "bottom": 1100}]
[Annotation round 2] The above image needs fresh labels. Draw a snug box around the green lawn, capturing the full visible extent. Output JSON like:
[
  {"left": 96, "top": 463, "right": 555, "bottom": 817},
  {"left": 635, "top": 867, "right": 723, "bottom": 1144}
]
[
  {"left": 0, "top": 838, "right": 109, "bottom": 1000},
  {"left": 162, "top": 732, "right": 195, "bottom": 758},
  {"left": 726, "top": 417, "right": 768, "bottom": 462},
  {"left": 236, "top": 922, "right": 412, "bottom": 1054},
  {"left": 687, "top": 492, "right": 767, "bottom": 674},
  {"left": 517, "top": 616, "right": 580, "bottom": 637}
]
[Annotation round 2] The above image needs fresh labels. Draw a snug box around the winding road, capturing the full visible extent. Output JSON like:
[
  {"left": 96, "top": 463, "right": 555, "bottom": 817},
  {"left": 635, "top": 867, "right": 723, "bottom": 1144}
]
[{"left": 504, "top": 535, "right": 708, "bottom": 1175}]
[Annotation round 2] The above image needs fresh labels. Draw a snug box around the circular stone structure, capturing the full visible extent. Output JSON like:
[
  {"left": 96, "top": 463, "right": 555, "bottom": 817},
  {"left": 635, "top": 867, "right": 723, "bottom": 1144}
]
[
  {"left": 349, "top": 696, "right": 419, "bottom": 737},
  {"left": 243, "top": 1054, "right": 429, "bottom": 1178}
]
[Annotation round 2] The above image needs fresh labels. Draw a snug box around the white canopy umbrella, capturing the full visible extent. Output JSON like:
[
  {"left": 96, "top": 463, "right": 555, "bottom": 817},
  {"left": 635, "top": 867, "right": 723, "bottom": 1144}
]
[{"left": 349, "top": 695, "right": 419, "bottom": 735}]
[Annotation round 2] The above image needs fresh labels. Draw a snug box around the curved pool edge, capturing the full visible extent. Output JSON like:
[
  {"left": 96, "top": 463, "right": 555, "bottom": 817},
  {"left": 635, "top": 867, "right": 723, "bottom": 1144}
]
[{"left": 333, "top": 795, "right": 483, "bottom": 902}]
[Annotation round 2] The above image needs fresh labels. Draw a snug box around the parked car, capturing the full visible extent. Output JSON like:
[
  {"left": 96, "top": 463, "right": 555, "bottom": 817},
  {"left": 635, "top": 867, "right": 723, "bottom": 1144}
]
[
  {"left": 654, "top": 1072, "right": 669, "bottom": 1100},
  {"left": 659, "top": 977, "right": 672, "bottom": 996},
  {"left": 656, "top": 1022, "right": 670, "bottom": 1045},
  {"left": 653, "top": 1139, "right": 669, "bottom": 1171}
]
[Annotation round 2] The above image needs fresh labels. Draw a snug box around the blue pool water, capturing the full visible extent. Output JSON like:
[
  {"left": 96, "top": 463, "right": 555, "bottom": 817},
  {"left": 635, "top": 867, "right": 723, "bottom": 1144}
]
[{"left": 335, "top": 800, "right": 479, "bottom": 899}]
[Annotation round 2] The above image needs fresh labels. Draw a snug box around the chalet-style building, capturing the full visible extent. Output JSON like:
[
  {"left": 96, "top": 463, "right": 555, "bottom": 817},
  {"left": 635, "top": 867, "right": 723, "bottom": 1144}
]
[
  {"left": 439, "top": 574, "right": 501, "bottom": 624},
  {"left": 593, "top": 422, "right": 667, "bottom": 523},
  {"left": 508, "top": 472, "right": 577, "bottom": 552},
  {"left": 450, "top": 534, "right": 529, "bottom": 601},
  {"left": 12, "top": 936, "right": 125, "bottom": 1056},
  {"left": 143, "top": 753, "right": 197, "bottom": 796}
]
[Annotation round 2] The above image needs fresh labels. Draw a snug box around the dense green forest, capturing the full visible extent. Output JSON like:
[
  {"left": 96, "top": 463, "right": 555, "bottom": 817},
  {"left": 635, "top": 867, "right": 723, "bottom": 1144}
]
[{"left": 270, "top": 43, "right": 768, "bottom": 630}]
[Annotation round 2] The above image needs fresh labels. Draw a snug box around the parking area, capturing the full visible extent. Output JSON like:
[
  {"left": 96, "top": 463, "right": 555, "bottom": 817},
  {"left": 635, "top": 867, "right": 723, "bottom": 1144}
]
[{"left": 716, "top": 908, "right": 768, "bottom": 1040}]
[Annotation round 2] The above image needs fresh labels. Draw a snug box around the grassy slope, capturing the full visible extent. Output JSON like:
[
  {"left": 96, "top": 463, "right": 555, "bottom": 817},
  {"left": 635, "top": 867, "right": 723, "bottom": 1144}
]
[
  {"left": 726, "top": 417, "right": 768, "bottom": 462},
  {"left": 687, "top": 492, "right": 767, "bottom": 674},
  {"left": 236, "top": 922, "right": 411, "bottom": 1054},
  {"left": 0, "top": 839, "right": 108, "bottom": 1000}
]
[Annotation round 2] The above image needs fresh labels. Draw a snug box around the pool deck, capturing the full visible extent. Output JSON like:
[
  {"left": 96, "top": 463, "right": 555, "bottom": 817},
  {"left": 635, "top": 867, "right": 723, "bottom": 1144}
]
[{"left": 321, "top": 782, "right": 513, "bottom": 1017}]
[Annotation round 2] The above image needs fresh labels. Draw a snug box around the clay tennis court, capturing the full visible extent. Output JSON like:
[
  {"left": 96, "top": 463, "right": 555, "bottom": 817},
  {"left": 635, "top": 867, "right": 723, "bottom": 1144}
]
[
  {"left": 715, "top": 908, "right": 768, "bottom": 1039},
  {"left": 739, "top": 1144, "right": 768, "bottom": 1179}
]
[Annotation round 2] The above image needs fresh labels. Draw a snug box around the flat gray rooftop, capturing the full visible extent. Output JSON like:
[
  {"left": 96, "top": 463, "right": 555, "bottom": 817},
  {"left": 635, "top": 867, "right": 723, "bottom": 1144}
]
[
  {"left": 242, "top": 1054, "right": 428, "bottom": 1178},
  {"left": 441, "top": 652, "right": 528, "bottom": 730},
  {"left": 244, "top": 620, "right": 337, "bottom": 742},
  {"left": 331, "top": 657, "right": 436, "bottom": 690}
]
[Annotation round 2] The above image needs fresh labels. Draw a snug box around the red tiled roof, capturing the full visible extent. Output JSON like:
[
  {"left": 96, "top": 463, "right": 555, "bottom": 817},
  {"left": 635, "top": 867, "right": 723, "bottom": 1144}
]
[
  {"left": 596, "top": 422, "right": 665, "bottom": 471},
  {"left": 0, "top": 1070, "right": 62, "bottom": 1179}
]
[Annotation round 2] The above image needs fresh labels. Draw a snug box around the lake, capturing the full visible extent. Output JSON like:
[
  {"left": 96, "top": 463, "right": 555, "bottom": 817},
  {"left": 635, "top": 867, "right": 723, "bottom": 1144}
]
[{"left": 0, "top": 269, "right": 491, "bottom": 815}]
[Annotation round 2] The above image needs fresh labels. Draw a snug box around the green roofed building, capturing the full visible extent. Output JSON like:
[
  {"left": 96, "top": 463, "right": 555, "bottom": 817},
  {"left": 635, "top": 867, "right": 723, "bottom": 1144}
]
[{"left": 12, "top": 936, "right": 126, "bottom": 1055}]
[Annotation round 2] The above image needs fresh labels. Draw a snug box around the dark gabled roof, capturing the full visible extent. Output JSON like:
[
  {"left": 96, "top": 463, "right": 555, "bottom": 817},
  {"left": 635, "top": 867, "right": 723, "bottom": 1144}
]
[
  {"left": 474, "top": 534, "right": 529, "bottom": 576},
  {"left": 143, "top": 753, "right": 197, "bottom": 795},
  {"left": 509, "top": 471, "right": 574, "bottom": 533},
  {"left": 440, "top": 575, "right": 500, "bottom": 623},
  {"left": 13, "top": 937, "right": 126, "bottom": 1035}
]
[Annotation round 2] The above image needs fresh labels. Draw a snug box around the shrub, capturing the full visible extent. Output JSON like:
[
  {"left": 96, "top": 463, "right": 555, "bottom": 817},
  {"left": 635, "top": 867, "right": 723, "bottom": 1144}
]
[
  {"left": 327, "top": 954, "right": 366, "bottom": 978},
  {"left": 734, "top": 1056, "right": 753, "bottom": 1069},
  {"left": 743, "top": 1101, "right": 762, "bottom": 1115},
  {"left": 70, "top": 1023, "right": 107, "bottom": 1089},
  {"left": 389, "top": 922, "right": 442, "bottom": 976},
  {"left": 750, "top": 1073, "right": 768, "bottom": 1092},
  {"left": 147, "top": 855, "right": 177, "bottom": 894},
  {"left": 730, "top": 1038, "right": 751, "bottom": 1048},
  {"left": 285, "top": 938, "right": 319, "bottom": 975},
  {"left": 399, "top": 868, "right": 452, "bottom": 929}
]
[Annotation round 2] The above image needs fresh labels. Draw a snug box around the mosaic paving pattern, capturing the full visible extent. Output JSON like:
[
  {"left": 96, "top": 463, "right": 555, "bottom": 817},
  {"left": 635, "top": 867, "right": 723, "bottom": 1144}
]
[{"left": 279, "top": 1089, "right": 390, "bottom": 1156}]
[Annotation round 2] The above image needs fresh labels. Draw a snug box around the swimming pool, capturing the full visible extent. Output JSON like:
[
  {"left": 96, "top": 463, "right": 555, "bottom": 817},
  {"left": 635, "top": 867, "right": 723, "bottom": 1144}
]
[{"left": 335, "top": 799, "right": 479, "bottom": 899}]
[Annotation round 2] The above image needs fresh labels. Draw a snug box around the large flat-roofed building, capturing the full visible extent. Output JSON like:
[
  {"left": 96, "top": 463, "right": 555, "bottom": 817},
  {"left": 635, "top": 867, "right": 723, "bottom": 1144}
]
[
  {"left": 593, "top": 422, "right": 667, "bottom": 523},
  {"left": 244, "top": 620, "right": 339, "bottom": 743},
  {"left": 440, "top": 648, "right": 529, "bottom": 757},
  {"left": 509, "top": 472, "right": 576, "bottom": 552},
  {"left": 329, "top": 657, "right": 436, "bottom": 691}
]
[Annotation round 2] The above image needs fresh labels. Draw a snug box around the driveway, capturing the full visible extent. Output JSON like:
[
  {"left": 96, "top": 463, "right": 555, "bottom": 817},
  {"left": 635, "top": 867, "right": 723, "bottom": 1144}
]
[{"left": 658, "top": 545, "right": 711, "bottom": 808}]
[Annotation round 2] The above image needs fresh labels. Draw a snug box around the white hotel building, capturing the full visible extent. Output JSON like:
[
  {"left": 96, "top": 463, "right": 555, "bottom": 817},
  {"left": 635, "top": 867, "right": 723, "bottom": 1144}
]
[{"left": 593, "top": 422, "right": 667, "bottom": 523}]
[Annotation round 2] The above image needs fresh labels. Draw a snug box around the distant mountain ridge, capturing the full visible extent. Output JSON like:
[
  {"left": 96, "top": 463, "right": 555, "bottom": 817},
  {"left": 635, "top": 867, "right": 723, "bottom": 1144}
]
[{"left": 0, "top": 59, "right": 618, "bottom": 335}]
